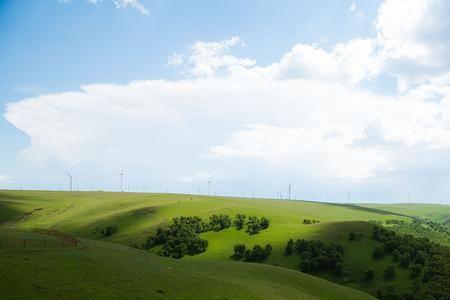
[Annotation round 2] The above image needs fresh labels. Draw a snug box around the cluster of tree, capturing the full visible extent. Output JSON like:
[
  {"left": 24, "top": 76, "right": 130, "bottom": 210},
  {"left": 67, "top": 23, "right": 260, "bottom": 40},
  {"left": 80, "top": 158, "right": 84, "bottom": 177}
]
[
  {"left": 303, "top": 219, "right": 320, "bottom": 225},
  {"left": 144, "top": 216, "right": 209, "bottom": 258},
  {"left": 376, "top": 284, "right": 415, "bottom": 300},
  {"left": 372, "top": 225, "right": 450, "bottom": 299},
  {"left": 143, "top": 214, "right": 269, "bottom": 258},
  {"left": 173, "top": 216, "right": 210, "bottom": 233},
  {"left": 384, "top": 219, "right": 407, "bottom": 226},
  {"left": 233, "top": 213, "right": 246, "bottom": 230},
  {"left": 232, "top": 243, "right": 272, "bottom": 262},
  {"left": 285, "top": 239, "right": 344, "bottom": 275},
  {"left": 363, "top": 269, "right": 374, "bottom": 282},
  {"left": 375, "top": 218, "right": 450, "bottom": 246},
  {"left": 244, "top": 216, "right": 270, "bottom": 235},
  {"left": 423, "top": 218, "right": 450, "bottom": 236},
  {"left": 372, "top": 226, "right": 430, "bottom": 272},
  {"left": 209, "top": 214, "right": 231, "bottom": 231},
  {"left": 348, "top": 232, "right": 363, "bottom": 241},
  {"left": 384, "top": 265, "right": 395, "bottom": 279},
  {"left": 99, "top": 225, "right": 118, "bottom": 237}
]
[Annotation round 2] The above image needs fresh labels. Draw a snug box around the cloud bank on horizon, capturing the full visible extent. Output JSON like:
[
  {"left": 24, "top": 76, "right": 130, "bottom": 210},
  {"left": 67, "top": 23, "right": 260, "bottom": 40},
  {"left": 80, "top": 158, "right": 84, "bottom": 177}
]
[{"left": 4, "top": 0, "right": 450, "bottom": 202}]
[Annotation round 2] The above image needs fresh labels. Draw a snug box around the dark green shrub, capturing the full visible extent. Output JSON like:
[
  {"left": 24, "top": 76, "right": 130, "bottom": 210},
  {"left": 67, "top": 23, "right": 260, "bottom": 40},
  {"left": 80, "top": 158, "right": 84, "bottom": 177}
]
[
  {"left": 364, "top": 269, "right": 374, "bottom": 281},
  {"left": 373, "top": 246, "right": 385, "bottom": 259},
  {"left": 209, "top": 214, "right": 231, "bottom": 231},
  {"left": 234, "top": 214, "right": 246, "bottom": 230},
  {"left": 399, "top": 252, "right": 411, "bottom": 268},
  {"left": 245, "top": 216, "right": 270, "bottom": 235},
  {"left": 384, "top": 265, "right": 395, "bottom": 279},
  {"left": 410, "top": 264, "right": 421, "bottom": 278},
  {"left": 348, "top": 232, "right": 356, "bottom": 241},
  {"left": 294, "top": 239, "right": 344, "bottom": 273},
  {"left": 100, "top": 226, "right": 118, "bottom": 237},
  {"left": 243, "top": 244, "right": 272, "bottom": 262},
  {"left": 233, "top": 244, "right": 247, "bottom": 259},
  {"left": 285, "top": 239, "right": 294, "bottom": 255}
]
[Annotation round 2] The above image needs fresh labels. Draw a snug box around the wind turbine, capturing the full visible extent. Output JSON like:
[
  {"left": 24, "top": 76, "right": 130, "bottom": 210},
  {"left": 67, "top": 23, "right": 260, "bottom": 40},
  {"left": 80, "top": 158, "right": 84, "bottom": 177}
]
[
  {"left": 288, "top": 183, "right": 292, "bottom": 200},
  {"left": 120, "top": 168, "right": 124, "bottom": 192},
  {"left": 206, "top": 177, "right": 213, "bottom": 196},
  {"left": 66, "top": 171, "right": 78, "bottom": 192}
]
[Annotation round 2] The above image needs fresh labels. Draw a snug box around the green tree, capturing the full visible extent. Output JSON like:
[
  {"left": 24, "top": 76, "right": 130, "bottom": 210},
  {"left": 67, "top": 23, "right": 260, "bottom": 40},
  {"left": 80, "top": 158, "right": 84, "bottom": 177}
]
[
  {"left": 233, "top": 244, "right": 247, "bottom": 260},
  {"left": 384, "top": 265, "right": 395, "bottom": 279},
  {"left": 373, "top": 246, "right": 385, "bottom": 259},
  {"left": 410, "top": 264, "right": 422, "bottom": 278},
  {"left": 285, "top": 239, "right": 294, "bottom": 255},
  {"left": 364, "top": 269, "right": 374, "bottom": 282}
]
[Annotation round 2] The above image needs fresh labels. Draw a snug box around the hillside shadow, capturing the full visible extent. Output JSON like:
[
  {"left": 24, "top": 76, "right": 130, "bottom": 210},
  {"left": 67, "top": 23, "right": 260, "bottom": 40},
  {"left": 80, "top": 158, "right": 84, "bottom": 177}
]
[
  {"left": 321, "top": 202, "right": 410, "bottom": 218},
  {"left": 70, "top": 206, "right": 162, "bottom": 245},
  {"left": 0, "top": 193, "right": 24, "bottom": 224}
]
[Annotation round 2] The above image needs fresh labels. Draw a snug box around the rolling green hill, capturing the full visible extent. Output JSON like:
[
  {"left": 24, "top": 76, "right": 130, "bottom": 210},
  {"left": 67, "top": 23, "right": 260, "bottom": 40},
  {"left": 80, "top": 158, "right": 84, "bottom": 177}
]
[
  {"left": 0, "top": 228, "right": 373, "bottom": 300},
  {"left": 360, "top": 203, "right": 450, "bottom": 226},
  {"left": 1, "top": 190, "right": 443, "bottom": 299}
]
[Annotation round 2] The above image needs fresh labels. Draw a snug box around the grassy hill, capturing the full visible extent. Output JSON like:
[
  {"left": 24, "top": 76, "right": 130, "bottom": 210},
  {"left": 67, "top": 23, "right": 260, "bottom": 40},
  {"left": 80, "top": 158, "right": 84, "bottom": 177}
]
[
  {"left": 2, "top": 190, "right": 444, "bottom": 299},
  {"left": 360, "top": 203, "right": 450, "bottom": 226},
  {"left": 0, "top": 227, "right": 373, "bottom": 300}
]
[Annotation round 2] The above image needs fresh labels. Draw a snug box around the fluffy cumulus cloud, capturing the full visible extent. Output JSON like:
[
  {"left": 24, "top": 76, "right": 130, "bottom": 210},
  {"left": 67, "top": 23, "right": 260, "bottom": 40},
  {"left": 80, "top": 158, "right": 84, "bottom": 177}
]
[
  {"left": 6, "top": 0, "right": 450, "bottom": 202},
  {"left": 375, "top": 0, "right": 450, "bottom": 90},
  {"left": 265, "top": 39, "right": 382, "bottom": 85},
  {"left": 169, "top": 36, "right": 256, "bottom": 77}
]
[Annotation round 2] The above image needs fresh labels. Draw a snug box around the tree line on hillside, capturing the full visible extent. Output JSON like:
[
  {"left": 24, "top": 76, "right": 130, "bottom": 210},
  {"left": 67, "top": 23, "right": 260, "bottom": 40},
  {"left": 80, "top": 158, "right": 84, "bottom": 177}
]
[
  {"left": 232, "top": 243, "right": 272, "bottom": 262},
  {"left": 285, "top": 238, "right": 344, "bottom": 274},
  {"left": 144, "top": 214, "right": 270, "bottom": 258},
  {"left": 370, "top": 218, "right": 450, "bottom": 246},
  {"left": 371, "top": 225, "right": 450, "bottom": 300}
]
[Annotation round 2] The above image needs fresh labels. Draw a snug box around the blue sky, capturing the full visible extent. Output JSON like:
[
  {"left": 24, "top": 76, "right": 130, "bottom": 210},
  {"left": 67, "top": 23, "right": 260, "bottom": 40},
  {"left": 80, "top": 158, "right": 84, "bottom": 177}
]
[{"left": 1, "top": 0, "right": 450, "bottom": 203}]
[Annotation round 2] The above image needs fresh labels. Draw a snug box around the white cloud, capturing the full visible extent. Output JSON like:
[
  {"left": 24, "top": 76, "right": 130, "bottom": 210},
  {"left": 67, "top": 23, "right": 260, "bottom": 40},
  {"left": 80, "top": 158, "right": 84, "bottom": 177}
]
[
  {"left": 113, "top": 0, "right": 148, "bottom": 15},
  {"left": 375, "top": 0, "right": 450, "bottom": 90},
  {"left": 167, "top": 53, "right": 184, "bottom": 67},
  {"left": 264, "top": 39, "right": 381, "bottom": 85},
  {"left": 170, "top": 36, "right": 256, "bottom": 77},
  {"left": 175, "top": 171, "right": 212, "bottom": 183},
  {"left": 6, "top": 63, "right": 450, "bottom": 190},
  {"left": 58, "top": 0, "right": 148, "bottom": 15},
  {"left": 349, "top": 2, "right": 365, "bottom": 19},
  {"left": 8, "top": 0, "right": 450, "bottom": 201},
  {"left": 12, "top": 84, "right": 47, "bottom": 95},
  {"left": 0, "top": 175, "right": 13, "bottom": 184}
]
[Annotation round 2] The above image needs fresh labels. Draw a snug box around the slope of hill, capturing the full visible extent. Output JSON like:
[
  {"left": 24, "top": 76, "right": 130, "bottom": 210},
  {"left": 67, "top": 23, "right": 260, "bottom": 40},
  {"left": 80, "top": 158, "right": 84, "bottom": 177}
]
[
  {"left": 0, "top": 228, "right": 374, "bottom": 300},
  {"left": 0, "top": 190, "right": 418, "bottom": 298},
  {"left": 360, "top": 203, "right": 450, "bottom": 226}
]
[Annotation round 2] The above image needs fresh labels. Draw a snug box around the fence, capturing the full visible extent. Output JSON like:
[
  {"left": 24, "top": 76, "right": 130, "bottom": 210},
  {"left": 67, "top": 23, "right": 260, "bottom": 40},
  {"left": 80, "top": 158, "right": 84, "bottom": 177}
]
[
  {"left": 0, "top": 229, "right": 80, "bottom": 249},
  {"left": 33, "top": 228, "right": 79, "bottom": 247}
]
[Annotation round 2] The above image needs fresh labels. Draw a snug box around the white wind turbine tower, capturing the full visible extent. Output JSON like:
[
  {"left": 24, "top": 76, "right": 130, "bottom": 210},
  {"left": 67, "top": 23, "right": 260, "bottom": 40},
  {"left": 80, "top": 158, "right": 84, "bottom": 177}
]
[
  {"left": 66, "top": 171, "right": 78, "bottom": 192},
  {"left": 120, "top": 168, "right": 124, "bottom": 192},
  {"left": 206, "top": 177, "right": 213, "bottom": 196}
]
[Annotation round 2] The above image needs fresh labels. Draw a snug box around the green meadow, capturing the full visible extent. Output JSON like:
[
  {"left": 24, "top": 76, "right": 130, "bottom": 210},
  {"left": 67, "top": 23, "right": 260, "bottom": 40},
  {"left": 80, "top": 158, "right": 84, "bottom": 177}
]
[
  {"left": 1, "top": 190, "right": 448, "bottom": 299},
  {"left": 361, "top": 203, "right": 450, "bottom": 226}
]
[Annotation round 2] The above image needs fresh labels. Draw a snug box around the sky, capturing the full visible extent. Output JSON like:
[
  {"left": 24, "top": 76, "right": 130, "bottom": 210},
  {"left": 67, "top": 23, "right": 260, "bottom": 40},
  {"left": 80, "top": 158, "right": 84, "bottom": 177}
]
[{"left": 1, "top": 0, "right": 450, "bottom": 204}]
